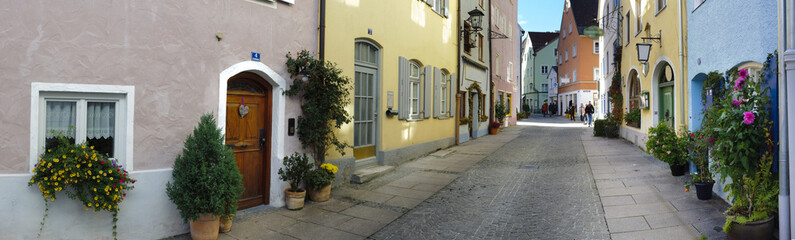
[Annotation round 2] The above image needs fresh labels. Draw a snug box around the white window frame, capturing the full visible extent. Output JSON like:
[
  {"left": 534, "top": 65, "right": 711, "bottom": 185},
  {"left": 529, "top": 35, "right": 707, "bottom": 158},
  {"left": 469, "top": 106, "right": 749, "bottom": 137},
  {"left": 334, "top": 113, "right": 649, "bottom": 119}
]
[
  {"left": 594, "top": 67, "right": 601, "bottom": 80},
  {"left": 625, "top": 12, "right": 631, "bottom": 46},
  {"left": 593, "top": 40, "right": 600, "bottom": 54},
  {"left": 573, "top": 69, "right": 577, "bottom": 82},
  {"left": 565, "top": 50, "right": 569, "bottom": 62},
  {"left": 542, "top": 84, "right": 548, "bottom": 92},
  {"left": 30, "top": 82, "right": 135, "bottom": 172},
  {"left": 554, "top": 48, "right": 558, "bottom": 56},
  {"left": 568, "top": 22, "right": 572, "bottom": 34},
  {"left": 507, "top": 62, "right": 513, "bottom": 82},
  {"left": 635, "top": 1, "right": 642, "bottom": 35},
  {"left": 562, "top": 30, "right": 566, "bottom": 39},
  {"left": 409, "top": 62, "right": 421, "bottom": 119},
  {"left": 573, "top": 44, "right": 577, "bottom": 57},
  {"left": 656, "top": 0, "right": 667, "bottom": 15},
  {"left": 541, "top": 65, "right": 550, "bottom": 75}
]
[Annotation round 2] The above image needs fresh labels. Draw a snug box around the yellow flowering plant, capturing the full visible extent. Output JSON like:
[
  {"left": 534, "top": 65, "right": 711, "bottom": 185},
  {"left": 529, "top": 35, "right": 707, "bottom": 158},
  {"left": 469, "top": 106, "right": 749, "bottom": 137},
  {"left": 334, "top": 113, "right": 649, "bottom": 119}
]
[
  {"left": 305, "top": 162, "right": 337, "bottom": 190},
  {"left": 29, "top": 136, "right": 135, "bottom": 239}
]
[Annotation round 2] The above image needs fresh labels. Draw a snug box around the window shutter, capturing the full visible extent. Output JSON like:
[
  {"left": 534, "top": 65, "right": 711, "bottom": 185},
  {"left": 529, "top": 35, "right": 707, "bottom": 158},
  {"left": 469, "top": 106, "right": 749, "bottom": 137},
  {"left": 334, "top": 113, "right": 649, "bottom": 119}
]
[
  {"left": 398, "top": 57, "right": 409, "bottom": 120},
  {"left": 449, "top": 73, "right": 456, "bottom": 117},
  {"left": 444, "top": 0, "right": 450, "bottom": 17},
  {"left": 423, "top": 65, "right": 433, "bottom": 119},
  {"left": 433, "top": 67, "right": 441, "bottom": 118}
]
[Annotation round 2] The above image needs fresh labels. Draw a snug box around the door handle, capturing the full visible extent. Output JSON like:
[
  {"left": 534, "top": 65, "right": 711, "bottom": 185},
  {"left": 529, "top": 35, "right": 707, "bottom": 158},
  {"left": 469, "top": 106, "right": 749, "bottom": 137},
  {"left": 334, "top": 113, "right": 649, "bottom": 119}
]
[{"left": 259, "top": 129, "right": 266, "bottom": 150}]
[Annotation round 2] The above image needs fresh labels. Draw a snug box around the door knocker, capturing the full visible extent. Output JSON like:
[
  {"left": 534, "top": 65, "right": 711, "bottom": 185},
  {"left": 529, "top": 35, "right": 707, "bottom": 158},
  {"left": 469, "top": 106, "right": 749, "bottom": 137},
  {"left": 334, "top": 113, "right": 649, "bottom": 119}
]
[{"left": 239, "top": 97, "right": 249, "bottom": 118}]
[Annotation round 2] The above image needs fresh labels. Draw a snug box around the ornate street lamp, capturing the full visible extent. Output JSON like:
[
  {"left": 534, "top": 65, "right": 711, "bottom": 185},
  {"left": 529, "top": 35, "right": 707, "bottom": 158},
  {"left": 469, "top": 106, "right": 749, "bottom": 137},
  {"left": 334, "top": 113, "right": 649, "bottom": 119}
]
[{"left": 460, "top": 8, "right": 485, "bottom": 49}]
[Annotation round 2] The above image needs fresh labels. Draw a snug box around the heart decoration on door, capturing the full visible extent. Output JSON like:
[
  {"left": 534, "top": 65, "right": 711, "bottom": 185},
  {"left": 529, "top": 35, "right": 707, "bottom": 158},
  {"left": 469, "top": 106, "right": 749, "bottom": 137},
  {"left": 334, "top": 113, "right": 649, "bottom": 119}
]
[{"left": 239, "top": 97, "right": 249, "bottom": 118}]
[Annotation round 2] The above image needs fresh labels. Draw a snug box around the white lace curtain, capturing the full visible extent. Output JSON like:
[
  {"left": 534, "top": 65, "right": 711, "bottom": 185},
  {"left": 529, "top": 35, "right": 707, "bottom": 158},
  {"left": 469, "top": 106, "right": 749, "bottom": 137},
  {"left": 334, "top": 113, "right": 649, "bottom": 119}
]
[
  {"left": 45, "top": 101, "right": 115, "bottom": 139},
  {"left": 45, "top": 102, "right": 76, "bottom": 138},
  {"left": 86, "top": 102, "right": 115, "bottom": 139}
]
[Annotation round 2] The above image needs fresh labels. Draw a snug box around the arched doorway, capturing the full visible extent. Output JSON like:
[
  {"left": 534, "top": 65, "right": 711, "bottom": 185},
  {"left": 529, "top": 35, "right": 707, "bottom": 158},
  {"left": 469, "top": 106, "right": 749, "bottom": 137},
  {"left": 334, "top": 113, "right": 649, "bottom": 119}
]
[
  {"left": 658, "top": 63, "right": 675, "bottom": 126},
  {"left": 226, "top": 72, "right": 272, "bottom": 209}
]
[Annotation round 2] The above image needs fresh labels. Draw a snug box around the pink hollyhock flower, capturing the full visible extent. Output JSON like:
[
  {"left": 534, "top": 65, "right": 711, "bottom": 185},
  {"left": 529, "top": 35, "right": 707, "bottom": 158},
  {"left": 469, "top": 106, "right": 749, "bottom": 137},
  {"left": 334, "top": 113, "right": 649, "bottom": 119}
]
[
  {"left": 743, "top": 112, "right": 755, "bottom": 125},
  {"left": 734, "top": 77, "right": 746, "bottom": 90},
  {"left": 732, "top": 99, "right": 741, "bottom": 107},
  {"left": 739, "top": 69, "right": 748, "bottom": 78},
  {"left": 666, "top": 151, "right": 671, "bottom": 154}
]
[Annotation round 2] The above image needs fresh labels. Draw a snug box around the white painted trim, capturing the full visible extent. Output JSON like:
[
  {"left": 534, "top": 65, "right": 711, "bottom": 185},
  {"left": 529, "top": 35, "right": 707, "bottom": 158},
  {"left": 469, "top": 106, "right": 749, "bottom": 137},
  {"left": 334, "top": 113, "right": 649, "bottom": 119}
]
[
  {"left": 650, "top": 56, "right": 675, "bottom": 127},
  {"left": 218, "top": 61, "right": 287, "bottom": 207},
  {"left": 29, "top": 82, "right": 135, "bottom": 173}
]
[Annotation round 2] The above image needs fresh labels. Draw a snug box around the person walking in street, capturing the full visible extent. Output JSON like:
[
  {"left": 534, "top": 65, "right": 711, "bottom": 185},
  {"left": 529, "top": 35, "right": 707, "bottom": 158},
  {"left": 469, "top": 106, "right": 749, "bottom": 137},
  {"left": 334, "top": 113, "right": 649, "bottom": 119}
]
[
  {"left": 585, "top": 101, "right": 595, "bottom": 127},
  {"left": 541, "top": 103, "right": 548, "bottom": 117},
  {"left": 579, "top": 103, "right": 585, "bottom": 124},
  {"left": 569, "top": 104, "right": 576, "bottom": 121}
]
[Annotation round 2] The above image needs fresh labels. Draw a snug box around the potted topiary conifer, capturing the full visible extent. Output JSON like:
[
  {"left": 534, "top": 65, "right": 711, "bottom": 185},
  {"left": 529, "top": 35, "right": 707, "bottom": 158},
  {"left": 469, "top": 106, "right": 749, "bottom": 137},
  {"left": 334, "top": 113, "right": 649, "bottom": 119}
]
[{"left": 166, "top": 114, "right": 244, "bottom": 240}]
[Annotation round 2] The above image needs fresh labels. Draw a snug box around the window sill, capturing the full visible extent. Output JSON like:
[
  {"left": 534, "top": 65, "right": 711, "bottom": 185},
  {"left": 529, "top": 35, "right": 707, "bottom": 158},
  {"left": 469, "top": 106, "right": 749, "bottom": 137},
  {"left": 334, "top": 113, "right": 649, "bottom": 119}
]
[{"left": 655, "top": 5, "right": 666, "bottom": 16}]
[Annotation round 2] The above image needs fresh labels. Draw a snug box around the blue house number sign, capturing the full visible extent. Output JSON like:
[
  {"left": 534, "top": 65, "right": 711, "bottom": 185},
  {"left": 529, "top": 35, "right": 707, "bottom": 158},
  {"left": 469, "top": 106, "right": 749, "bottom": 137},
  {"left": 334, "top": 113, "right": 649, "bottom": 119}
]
[{"left": 251, "top": 52, "right": 261, "bottom": 62}]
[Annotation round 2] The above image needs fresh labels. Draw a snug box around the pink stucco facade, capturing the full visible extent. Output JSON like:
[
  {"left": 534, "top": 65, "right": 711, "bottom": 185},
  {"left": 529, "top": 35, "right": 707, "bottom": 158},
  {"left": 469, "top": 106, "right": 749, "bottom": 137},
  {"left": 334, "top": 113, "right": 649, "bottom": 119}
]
[
  {"left": 490, "top": 0, "right": 520, "bottom": 125},
  {"left": 0, "top": 1, "right": 316, "bottom": 239},
  {"left": 0, "top": 1, "right": 314, "bottom": 172}
]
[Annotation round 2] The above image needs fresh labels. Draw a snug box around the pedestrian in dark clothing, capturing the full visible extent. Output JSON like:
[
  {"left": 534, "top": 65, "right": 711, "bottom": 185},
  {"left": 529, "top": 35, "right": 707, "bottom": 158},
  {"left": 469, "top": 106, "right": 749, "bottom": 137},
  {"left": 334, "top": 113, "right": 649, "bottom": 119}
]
[{"left": 585, "top": 101, "right": 595, "bottom": 127}]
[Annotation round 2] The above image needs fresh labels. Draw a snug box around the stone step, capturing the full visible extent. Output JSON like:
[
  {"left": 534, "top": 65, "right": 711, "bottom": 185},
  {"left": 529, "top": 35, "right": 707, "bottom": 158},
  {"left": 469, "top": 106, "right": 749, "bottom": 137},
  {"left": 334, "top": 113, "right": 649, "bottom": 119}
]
[
  {"left": 351, "top": 165, "right": 395, "bottom": 184},
  {"left": 354, "top": 156, "right": 378, "bottom": 170}
]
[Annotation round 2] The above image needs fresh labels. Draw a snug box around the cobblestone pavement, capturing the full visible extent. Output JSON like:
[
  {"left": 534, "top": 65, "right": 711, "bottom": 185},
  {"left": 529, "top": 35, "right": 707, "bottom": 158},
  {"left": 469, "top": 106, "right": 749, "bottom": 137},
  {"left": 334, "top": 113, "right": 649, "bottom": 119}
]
[
  {"left": 164, "top": 115, "right": 728, "bottom": 240},
  {"left": 371, "top": 116, "right": 610, "bottom": 239}
]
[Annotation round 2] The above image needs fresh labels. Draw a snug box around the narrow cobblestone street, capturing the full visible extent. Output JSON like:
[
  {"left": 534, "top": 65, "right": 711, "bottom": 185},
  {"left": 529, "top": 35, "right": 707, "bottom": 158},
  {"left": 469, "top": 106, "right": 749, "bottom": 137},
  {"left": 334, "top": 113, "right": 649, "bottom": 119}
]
[
  {"left": 178, "top": 115, "right": 730, "bottom": 240},
  {"left": 372, "top": 116, "right": 609, "bottom": 239}
]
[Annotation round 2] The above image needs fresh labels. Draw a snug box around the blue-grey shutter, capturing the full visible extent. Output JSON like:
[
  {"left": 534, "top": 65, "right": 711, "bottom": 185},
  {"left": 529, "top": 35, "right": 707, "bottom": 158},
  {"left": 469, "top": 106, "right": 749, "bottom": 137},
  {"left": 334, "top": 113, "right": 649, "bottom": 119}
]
[
  {"left": 433, "top": 67, "right": 441, "bottom": 118},
  {"left": 398, "top": 57, "right": 409, "bottom": 120},
  {"left": 423, "top": 65, "right": 433, "bottom": 119},
  {"left": 449, "top": 73, "right": 456, "bottom": 117},
  {"left": 443, "top": 0, "right": 449, "bottom": 17}
]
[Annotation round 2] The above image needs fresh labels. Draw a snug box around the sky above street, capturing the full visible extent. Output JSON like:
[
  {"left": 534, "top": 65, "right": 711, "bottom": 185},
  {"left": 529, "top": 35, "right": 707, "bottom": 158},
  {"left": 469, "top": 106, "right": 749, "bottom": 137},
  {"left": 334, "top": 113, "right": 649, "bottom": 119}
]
[{"left": 518, "top": 0, "right": 565, "bottom": 33}]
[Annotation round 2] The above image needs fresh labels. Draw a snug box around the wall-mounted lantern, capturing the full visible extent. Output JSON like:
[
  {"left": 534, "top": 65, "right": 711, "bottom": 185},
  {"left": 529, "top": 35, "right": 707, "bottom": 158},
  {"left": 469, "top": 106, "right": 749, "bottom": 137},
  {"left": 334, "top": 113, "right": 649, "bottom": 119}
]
[{"left": 460, "top": 8, "right": 484, "bottom": 49}]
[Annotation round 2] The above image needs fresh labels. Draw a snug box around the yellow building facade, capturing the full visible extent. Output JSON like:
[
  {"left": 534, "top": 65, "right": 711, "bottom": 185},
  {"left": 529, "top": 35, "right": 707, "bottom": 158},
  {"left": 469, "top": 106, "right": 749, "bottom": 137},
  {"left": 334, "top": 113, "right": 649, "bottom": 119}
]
[
  {"left": 325, "top": 0, "right": 459, "bottom": 166},
  {"left": 619, "top": 0, "right": 689, "bottom": 146}
]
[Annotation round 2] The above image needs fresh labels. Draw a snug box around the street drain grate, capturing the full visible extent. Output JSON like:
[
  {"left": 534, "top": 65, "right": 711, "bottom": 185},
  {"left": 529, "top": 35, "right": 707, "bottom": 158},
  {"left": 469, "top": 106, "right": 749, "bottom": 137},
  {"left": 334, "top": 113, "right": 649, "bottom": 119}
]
[{"left": 519, "top": 165, "right": 539, "bottom": 170}]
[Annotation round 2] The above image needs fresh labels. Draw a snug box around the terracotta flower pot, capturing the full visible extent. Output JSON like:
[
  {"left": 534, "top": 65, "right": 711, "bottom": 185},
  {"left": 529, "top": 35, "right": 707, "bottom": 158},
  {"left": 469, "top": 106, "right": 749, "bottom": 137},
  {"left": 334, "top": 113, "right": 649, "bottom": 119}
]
[
  {"left": 489, "top": 128, "right": 498, "bottom": 135},
  {"left": 190, "top": 213, "right": 220, "bottom": 240},
  {"left": 727, "top": 216, "right": 775, "bottom": 240},
  {"left": 219, "top": 214, "right": 233, "bottom": 233},
  {"left": 285, "top": 188, "right": 306, "bottom": 210},
  {"left": 309, "top": 183, "right": 332, "bottom": 202}
]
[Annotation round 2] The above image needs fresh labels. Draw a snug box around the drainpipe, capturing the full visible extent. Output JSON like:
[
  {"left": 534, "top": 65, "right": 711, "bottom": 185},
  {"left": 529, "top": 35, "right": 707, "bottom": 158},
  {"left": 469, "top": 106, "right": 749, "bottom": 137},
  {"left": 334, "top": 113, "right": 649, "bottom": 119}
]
[
  {"left": 781, "top": 0, "right": 793, "bottom": 237},
  {"left": 488, "top": 3, "right": 494, "bottom": 123},
  {"left": 319, "top": 0, "right": 326, "bottom": 60},
  {"left": 455, "top": 1, "right": 461, "bottom": 145},
  {"left": 676, "top": 0, "right": 685, "bottom": 129}
]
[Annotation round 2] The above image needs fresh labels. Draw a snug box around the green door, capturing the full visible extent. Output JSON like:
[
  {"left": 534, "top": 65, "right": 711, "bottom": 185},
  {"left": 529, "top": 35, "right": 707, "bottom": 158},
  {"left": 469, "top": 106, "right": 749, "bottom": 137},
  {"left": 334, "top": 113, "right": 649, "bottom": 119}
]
[{"left": 660, "top": 86, "right": 674, "bottom": 126}]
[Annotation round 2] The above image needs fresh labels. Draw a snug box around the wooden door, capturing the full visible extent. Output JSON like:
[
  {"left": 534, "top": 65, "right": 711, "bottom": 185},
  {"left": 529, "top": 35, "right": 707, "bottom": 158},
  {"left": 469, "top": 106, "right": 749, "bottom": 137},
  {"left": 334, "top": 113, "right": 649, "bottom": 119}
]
[
  {"left": 226, "top": 72, "right": 272, "bottom": 210},
  {"left": 660, "top": 86, "right": 674, "bottom": 126}
]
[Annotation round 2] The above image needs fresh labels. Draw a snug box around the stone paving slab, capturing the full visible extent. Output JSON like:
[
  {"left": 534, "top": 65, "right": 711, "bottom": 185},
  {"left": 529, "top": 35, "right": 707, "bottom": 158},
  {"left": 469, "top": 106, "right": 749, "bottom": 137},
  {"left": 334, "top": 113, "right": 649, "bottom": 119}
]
[
  {"left": 611, "top": 225, "right": 699, "bottom": 240},
  {"left": 583, "top": 130, "right": 730, "bottom": 239}
]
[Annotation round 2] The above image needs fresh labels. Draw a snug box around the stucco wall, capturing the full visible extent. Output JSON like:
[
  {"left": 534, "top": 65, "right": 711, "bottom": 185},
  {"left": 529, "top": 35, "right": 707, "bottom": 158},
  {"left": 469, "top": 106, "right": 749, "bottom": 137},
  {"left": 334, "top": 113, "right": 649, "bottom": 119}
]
[
  {"left": 686, "top": 0, "right": 777, "bottom": 202},
  {"left": 491, "top": 0, "right": 519, "bottom": 125},
  {"left": 619, "top": 0, "right": 688, "bottom": 135},
  {"left": 686, "top": 0, "right": 777, "bottom": 129},
  {"left": 0, "top": 0, "right": 315, "bottom": 173},
  {"left": 0, "top": 1, "right": 316, "bottom": 238},
  {"left": 324, "top": 0, "right": 458, "bottom": 161}
]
